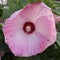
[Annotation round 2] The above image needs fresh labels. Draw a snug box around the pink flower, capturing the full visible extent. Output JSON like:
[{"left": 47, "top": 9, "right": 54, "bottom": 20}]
[
  {"left": 3, "top": 2, "right": 57, "bottom": 57},
  {"left": 54, "top": 14, "right": 60, "bottom": 23}
]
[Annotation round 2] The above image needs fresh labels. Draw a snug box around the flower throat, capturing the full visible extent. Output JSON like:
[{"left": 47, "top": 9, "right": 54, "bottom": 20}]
[{"left": 23, "top": 22, "right": 35, "bottom": 34}]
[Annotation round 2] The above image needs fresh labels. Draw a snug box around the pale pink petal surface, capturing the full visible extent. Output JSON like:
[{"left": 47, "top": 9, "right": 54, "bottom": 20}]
[
  {"left": 20, "top": 2, "right": 51, "bottom": 23},
  {"left": 5, "top": 30, "right": 28, "bottom": 56},
  {"left": 3, "top": 2, "right": 57, "bottom": 57},
  {"left": 3, "top": 10, "right": 25, "bottom": 40},
  {"left": 36, "top": 16, "right": 56, "bottom": 44},
  {"left": 54, "top": 14, "right": 60, "bottom": 23}
]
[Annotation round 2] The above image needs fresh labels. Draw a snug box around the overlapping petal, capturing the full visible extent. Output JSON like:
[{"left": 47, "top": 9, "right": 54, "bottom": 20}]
[
  {"left": 36, "top": 16, "right": 56, "bottom": 44},
  {"left": 3, "top": 10, "right": 25, "bottom": 40},
  {"left": 20, "top": 2, "right": 51, "bottom": 23}
]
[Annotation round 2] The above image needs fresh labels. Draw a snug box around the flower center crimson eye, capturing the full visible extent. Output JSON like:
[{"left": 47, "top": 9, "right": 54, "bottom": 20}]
[{"left": 23, "top": 22, "right": 35, "bottom": 34}]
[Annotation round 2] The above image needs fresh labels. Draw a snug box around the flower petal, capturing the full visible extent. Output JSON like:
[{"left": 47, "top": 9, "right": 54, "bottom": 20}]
[
  {"left": 5, "top": 30, "right": 28, "bottom": 57},
  {"left": 36, "top": 16, "right": 57, "bottom": 43},
  {"left": 3, "top": 10, "right": 25, "bottom": 40},
  {"left": 22, "top": 32, "right": 51, "bottom": 56},
  {"left": 20, "top": 2, "right": 51, "bottom": 23},
  {"left": 5, "top": 30, "right": 52, "bottom": 57},
  {"left": 54, "top": 14, "right": 60, "bottom": 23}
]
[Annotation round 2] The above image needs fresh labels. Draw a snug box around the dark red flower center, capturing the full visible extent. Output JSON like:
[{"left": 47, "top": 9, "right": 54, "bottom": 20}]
[{"left": 23, "top": 22, "right": 35, "bottom": 34}]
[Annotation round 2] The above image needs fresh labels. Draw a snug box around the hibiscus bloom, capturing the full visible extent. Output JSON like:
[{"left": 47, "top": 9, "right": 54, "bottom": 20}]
[{"left": 3, "top": 2, "right": 57, "bottom": 57}]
